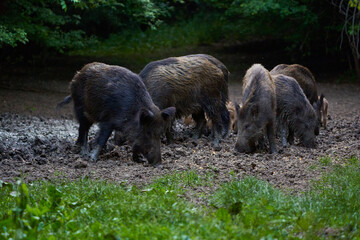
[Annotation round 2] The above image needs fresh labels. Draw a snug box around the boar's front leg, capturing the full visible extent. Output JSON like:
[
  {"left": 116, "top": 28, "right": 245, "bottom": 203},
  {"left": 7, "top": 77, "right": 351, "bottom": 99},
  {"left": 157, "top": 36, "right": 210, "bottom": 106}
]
[
  {"left": 75, "top": 113, "right": 92, "bottom": 156},
  {"left": 165, "top": 122, "right": 175, "bottom": 144},
  {"left": 114, "top": 131, "right": 126, "bottom": 146},
  {"left": 192, "top": 111, "right": 206, "bottom": 139},
  {"left": 266, "top": 121, "right": 277, "bottom": 154},
  {"left": 278, "top": 123, "right": 288, "bottom": 148},
  {"left": 90, "top": 122, "right": 113, "bottom": 161},
  {"left": 287, "top": 128, "right": 294, "bottom": 145}
]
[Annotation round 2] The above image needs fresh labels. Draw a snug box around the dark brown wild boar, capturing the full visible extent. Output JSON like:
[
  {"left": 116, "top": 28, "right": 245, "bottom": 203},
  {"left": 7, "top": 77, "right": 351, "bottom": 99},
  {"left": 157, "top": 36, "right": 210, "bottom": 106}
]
[
  {"left": 57, "top": 62, "right": 176, "bottom": 164},
  {"left": 270, "top": 63, "right": 324, "bottom": 126},
  {"left": 270, "top": 64, "right": 318, "bottom": 104},
  {"left": 272, "top": 74, "right": 319, "bottom": 148},
  {"left": 139, "top": 54, "right": 230, "bottom": 150},
  {"left": 235, "top": 64, "right": 277, "bottom": 154}
]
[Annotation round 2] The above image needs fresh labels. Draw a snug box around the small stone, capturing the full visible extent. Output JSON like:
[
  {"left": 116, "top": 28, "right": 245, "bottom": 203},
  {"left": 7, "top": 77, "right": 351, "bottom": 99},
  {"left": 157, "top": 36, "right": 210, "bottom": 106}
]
[
  {"left": 223, "top": 152, "right": 231, "bottom": 158},
  {"left": 251, "top": 163, "right": 256, "bottom": 169},
  {"left": 74, "top": 159, "right": 88, "bottom": 169},
  {"left": 175, "top": 147, "right": 186, "bottom": 156},
  {"left": 213, "top": 145, "right": 222, "bottom": 151}
]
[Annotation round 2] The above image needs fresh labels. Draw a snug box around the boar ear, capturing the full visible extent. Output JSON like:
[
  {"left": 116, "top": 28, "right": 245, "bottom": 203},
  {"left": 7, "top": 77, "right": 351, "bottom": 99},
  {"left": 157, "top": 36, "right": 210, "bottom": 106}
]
[
  {"left": 161, "top": 107, "right": 176, "bottom": 121},
  {"left": 139, "top": 108, "right": 154, "bottom": 126}
]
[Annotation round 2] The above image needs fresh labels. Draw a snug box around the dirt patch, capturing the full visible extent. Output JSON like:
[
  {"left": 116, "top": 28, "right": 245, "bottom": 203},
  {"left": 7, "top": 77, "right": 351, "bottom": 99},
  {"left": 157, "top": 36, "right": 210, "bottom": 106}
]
[{"left": 1, "top": 83, "right": 360, "bottom": 194}]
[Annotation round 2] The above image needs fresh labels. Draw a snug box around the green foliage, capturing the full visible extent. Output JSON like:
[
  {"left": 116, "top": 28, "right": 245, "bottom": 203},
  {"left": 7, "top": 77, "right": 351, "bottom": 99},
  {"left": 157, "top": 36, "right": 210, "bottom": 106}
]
[
  {"left": 0, "top": 0, "right": 176, "bottom": 52},
  {"left": 73, "top": 13, "right": 223, "bottom": 53},
  {"left": 70, "top": 14, "right": 225, "bottom": 70},
  {"left": 221, "top": 0, "right": 318, "bottom": 54},
  {"left": 1, "top": 157, "right": 360, "bottom": 239},
  {"left": 349, "top": 0, "right": 360, "bottom": 9},
  {"left": 0, "top": 0, "right": 97, "bottom": 52},
  {"left": 319, "top": 156, "right": 332, "bottom": 166},
  {"left": 0, "top": 26, "right": 28, "bottom": 47},
  {"left": 0, "top": 0, "right": 352, "bottom": 63}
]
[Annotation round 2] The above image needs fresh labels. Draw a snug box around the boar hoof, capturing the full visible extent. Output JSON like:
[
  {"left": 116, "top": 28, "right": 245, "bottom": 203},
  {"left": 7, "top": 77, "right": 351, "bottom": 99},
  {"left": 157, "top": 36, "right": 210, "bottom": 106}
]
[
  {"left": 89, "top": 152, "right": 98, "bottom": 162},
  {"left": 80, "top": 146, "right": 89, "bottom": 156},
  {"left": 133, "top": 155, "right": 146, "bottom": 163},
  {"left": 152, "top": 163, "right": 163, "bottom": 168},
  {"left": 213, "top": 144, "right": 222, "bottom": 151},
  {"left": 270, "top": 149, "right": 278, "bottom": 154}
]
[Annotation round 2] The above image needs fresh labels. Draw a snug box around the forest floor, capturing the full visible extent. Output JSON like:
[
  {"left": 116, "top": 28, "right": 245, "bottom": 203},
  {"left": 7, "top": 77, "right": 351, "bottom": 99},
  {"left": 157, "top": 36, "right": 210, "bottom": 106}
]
[{"left": 1, "top": 77, "right": 359, "bottom": 198}]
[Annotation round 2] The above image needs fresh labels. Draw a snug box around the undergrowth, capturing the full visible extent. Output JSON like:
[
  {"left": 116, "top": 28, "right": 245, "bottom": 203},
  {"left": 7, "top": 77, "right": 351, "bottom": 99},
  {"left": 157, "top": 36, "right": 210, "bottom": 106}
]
[{"left": 69, "top": 14, "right": 230, "bottom": 71}]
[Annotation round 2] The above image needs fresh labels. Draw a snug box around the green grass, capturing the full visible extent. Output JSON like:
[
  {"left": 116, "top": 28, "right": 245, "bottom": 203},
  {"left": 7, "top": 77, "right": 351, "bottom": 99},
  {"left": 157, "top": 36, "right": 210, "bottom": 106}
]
[
  {"left": 1, "top": 157, "right": 360, "bottom": 239},
  {"left": 318, "top": 156, "right": 332, "bottom": 166}
]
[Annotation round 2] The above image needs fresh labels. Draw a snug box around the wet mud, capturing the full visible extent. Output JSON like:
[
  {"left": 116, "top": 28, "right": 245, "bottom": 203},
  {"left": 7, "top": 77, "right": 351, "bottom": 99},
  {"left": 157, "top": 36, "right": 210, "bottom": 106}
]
[{"left": 1, "top": 83, "right": 359, "bottom": 194}]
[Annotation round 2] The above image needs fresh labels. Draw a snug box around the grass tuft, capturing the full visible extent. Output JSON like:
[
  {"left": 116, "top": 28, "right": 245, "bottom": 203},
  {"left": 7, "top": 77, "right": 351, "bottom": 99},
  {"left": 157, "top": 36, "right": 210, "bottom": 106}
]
[{"left": 1, "top": 157, "right": 360, "bottom": 239}]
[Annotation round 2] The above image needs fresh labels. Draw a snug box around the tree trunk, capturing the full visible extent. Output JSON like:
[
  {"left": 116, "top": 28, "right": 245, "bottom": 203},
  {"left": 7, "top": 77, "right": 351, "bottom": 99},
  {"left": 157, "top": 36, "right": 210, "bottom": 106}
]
[{"left": 351, "top": 47, "right": 360, "bottom": 81}]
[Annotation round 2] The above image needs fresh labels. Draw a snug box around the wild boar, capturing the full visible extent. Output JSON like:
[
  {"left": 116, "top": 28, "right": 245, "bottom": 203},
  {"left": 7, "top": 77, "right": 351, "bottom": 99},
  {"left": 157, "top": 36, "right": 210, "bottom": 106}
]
[
  {"left": 270, "top": 64, "right": 318, "bottom": 104},
  {"left": 235, "top": 64, "right": 277, "bottom": 154},
  {"left": 272, "top": 74, "right": 319, "bottom": 148},
  {"left": 270, "top": 63, "right": 324, "bottom": 128},
  {"left": 139, "top": 54, "right": 230, "bottom": 150},
  {"left": 57, "top": 62, "right": 176, "bottom": 164}
]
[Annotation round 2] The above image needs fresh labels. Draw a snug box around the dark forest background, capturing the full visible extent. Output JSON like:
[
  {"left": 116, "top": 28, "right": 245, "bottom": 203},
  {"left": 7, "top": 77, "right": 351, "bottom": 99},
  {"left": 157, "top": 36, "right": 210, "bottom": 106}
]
[{"left": 1, "top": 0, "right": 360, "bottom": 83}]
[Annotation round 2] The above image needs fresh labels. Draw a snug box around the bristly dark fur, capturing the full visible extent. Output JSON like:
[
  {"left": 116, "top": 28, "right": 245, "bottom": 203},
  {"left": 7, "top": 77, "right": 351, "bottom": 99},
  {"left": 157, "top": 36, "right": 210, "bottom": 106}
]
[
  {"left": 272, "top": 74, "right": 318, "bottom": 148},
  {"left": 235, "top": 64, "right": 277, "bottom": 154},
  {"left": 59, "top": 62, "right": 175, "bottom": 164},
  {"left": 270, "top": 64, "right": 318, "bottom": 104},
  {"left": 139, "top": 54, "right": 230, "bottom": 148}
]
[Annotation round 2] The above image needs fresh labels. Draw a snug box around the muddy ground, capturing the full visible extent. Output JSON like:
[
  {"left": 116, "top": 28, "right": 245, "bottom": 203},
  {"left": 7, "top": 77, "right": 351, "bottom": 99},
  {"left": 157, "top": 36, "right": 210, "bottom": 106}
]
[{"left": 1, "top": 79, "right": 359, "bottom": 198}]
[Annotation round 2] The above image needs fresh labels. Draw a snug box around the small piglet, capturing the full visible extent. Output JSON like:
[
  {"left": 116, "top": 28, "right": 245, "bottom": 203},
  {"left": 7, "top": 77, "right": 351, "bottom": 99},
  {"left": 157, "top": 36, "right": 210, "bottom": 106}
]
[{"left": 319, "top": 95, "right": 329, "bottom": 129}]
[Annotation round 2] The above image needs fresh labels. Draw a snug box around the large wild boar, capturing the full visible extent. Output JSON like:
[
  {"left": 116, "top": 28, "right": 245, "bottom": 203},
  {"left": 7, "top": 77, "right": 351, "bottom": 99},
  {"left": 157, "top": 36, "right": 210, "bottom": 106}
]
[
  {"left": 270, "top": 63, "right": 324, "bottom": 125},
  {"left": 270, "top": 64, "right": 318, "bottom": 104},
  {"left": 235, "top": 64, "right": 277, "bottom": 154},
  {"left": 272, "top": 74, "right": 319, "bottom": 148},
  {"left": 139, "top": 54, "right": 230, "bottom": 150},
  {"left": 57, "top": 62, "right": 176, "bottom": 164}
]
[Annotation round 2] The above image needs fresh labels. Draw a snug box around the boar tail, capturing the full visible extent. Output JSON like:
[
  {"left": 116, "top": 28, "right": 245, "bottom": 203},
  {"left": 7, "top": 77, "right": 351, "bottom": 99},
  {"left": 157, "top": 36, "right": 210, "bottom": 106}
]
[{"left": 56, "top": 95, "right": 72, "bottom": 111}]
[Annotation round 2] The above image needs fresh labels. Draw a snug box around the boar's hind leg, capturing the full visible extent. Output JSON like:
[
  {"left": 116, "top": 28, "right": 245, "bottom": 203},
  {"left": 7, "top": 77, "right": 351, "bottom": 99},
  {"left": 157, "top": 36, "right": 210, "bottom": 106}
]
[
  {"left": 279, "top": 124, "right": 288, "bottom": 148},
  {"left": 74, "top": 108, "right": 92, "bottom": 156},
  {"left": 192, "top": 111, "right": 206, "bottom": 139},
  {"left": 266, "top": 122, "right": 277, "bottom": 154},
  {"left": 114, "top": 131, "right": 126, "bottom": 146},
  {"left": 287, "top": 129, "right": 294, "bottom": 145},
  {"left": 165, "top": 122, "right": 175, "bottom": 144},
  {"left": 90, "top": 122, "right": 114, "bottom": 161},
  {"left": 220, "top": 104, "right": 230, "bottom": 138},
  {"left": 208, "top": 114, "right": 222, "bottom": 151}
]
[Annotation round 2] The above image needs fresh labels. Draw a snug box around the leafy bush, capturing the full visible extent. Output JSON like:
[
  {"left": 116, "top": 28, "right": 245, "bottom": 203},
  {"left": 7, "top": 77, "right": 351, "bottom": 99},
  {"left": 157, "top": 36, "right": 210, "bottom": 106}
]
[{"left": 0, "top": 0, "right": 177, "bottom": 52}]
